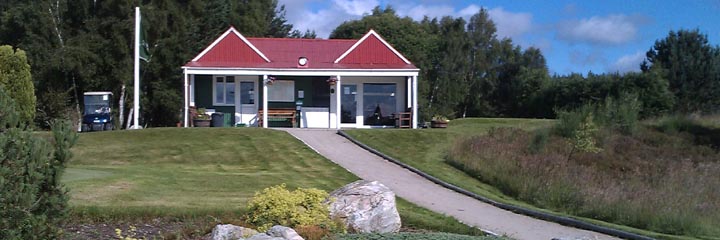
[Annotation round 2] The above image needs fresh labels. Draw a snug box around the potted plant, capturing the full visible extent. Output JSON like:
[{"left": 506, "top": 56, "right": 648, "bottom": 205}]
[
  {"left": 431, "top": 115, "right": 449, "bottom": 128},
  {"left": 193, "top": 108, "right": 211, "bottom": 127}
]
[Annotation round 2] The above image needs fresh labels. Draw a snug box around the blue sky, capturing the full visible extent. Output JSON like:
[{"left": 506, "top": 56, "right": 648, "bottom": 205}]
[{"left": 278, "top": 0, "right": 720, "bottom": 75}]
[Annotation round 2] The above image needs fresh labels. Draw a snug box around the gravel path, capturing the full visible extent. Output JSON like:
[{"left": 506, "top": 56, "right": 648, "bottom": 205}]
[{"left": 282, "top": 129, "right": 618, "bottom": 240}]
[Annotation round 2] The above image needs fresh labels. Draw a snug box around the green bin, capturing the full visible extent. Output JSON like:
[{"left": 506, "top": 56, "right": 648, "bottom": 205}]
[{"left": 224, "top": 113, "right": 233, "bottom": 127}]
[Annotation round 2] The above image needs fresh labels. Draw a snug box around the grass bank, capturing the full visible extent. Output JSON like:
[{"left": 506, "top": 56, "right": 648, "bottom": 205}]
[
  {"left": 64, "top": 128, "right": 486, "bottom": 238},
  {"left": 344, "top": 118, "right": 554, "bottom": 209},
  {"left": 344, "top": 118, "right": 714, "bottom": 240}
]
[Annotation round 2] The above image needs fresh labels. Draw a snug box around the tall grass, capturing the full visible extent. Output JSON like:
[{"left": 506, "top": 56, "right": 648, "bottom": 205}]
[{"left": 447, "top": 125, "right": 720, "bottom": 237}]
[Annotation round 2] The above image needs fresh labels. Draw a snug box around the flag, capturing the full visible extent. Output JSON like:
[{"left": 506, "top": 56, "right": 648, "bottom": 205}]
[{"left": 138, "top": 13, "right": 150, "bottom": 62}]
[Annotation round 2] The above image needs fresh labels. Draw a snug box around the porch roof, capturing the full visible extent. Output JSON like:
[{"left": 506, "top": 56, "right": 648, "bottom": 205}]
[{"left": 184, "top": 27, "right": 418, "bottom": 70}]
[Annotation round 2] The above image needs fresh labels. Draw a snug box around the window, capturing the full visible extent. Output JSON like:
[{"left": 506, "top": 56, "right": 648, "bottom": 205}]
[
  {"left": 240, "top": 82, "right": 255, "bottom": 104},
  {"left": 363, "top": 83, "right": 396, "bottom": 126},
  {"left": 312, "top": 79, "right": 330, "bottom": 107},
  {"left": 214, "top": 76, "right": 235, "bottom": 105},
  {"left": 268, "top": 80, "right": 294, "bottom": 102}
]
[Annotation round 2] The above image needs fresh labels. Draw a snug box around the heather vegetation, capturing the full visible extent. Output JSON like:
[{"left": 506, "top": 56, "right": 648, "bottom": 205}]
[{"left": 447, "top": 99, "right": 720, "bottom": 237}]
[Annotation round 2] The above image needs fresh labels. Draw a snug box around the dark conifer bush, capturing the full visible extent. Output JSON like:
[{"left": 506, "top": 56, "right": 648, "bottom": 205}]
[{"left": 0, "top": 86, "right": 77, "bottom": 239}]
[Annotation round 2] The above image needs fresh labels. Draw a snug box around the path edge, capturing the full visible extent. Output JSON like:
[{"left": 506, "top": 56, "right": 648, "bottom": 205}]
[{"left": 337, "top": 130, "right": 654, "bottom": 240}]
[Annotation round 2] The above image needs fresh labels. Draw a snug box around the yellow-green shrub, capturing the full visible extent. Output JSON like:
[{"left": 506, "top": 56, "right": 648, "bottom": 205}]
[{"left": 246, "top": 184, "right": 344, "bottom": 233}]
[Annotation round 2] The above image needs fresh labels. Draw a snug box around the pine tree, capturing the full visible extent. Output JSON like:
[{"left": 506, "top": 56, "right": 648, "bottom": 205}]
[
  {"left": 0, "top": 45, "right": 35, "bottom": 125},
  {"left": 0, "top": 86, "right": 78, "bottom": 239},
  {"left": 644, "top": 29, "right": 720, "bottom": 113}
]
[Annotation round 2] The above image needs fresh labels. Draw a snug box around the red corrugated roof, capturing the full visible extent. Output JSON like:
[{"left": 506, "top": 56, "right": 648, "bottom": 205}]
[
  {"left": 184, "top": 27, "right": 417, "bottom": 70},
  {"left": 193, "top": 32, "right": 268, "bottom": 64},
  {"left": 336, "top": 32, "right": 409, "bottom": 65}
]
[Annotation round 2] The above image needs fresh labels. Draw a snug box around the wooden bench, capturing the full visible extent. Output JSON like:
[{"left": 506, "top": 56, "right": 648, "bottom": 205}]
[
  {"left": 257, "top": 108, "right": 297, "bottom": 127},
  {"left": 394, "top": 112, "right": 412, "bottom": 128}
]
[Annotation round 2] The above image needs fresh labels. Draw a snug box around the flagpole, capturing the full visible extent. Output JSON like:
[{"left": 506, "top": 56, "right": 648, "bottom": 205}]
[{"left": 133, "top": 7, "right": 140, "bottom": 129}]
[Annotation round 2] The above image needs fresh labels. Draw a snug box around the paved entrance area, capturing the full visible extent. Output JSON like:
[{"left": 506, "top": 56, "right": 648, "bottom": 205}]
[{"left": 281, "top": 128, "right": 617, "bottom": 240}]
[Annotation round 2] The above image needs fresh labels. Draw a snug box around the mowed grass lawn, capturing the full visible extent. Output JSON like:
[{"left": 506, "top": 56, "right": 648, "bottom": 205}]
[
  {"left": 66, "top": 128, "right": 355, "bottom": 214},
  {"left": 64, "top": 127, "right": 486, "bottom": 236},
  {"left": 344, "top": 118, "right": 692, "bottom": 239}
]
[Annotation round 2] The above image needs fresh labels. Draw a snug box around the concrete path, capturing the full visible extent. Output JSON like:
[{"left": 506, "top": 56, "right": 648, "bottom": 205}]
[{"left": 281, "top": 128, "right": 618, "bottom": 240}]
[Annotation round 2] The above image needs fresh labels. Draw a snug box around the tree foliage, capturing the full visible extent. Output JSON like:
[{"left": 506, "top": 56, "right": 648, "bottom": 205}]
[
  {"left": 0, "top": 86, "right": 78, "bottom": 239},
  {"left": 0, "top": 0, "right": 304, "bottom": 128},
  {"left": 643, "top": 29, "right": 720, "bottom": 113},
  {"left": 0, "top": 45, "right": 35, "bottom": 125}
]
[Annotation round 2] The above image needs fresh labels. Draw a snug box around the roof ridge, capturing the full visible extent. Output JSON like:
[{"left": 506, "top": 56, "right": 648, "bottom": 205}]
[{"left": 246, "top": 37, "right": 357, "bottom": 42}]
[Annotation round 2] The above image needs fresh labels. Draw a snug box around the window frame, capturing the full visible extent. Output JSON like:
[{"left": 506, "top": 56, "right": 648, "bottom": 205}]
[
  {"left": 267, "top": 80, "right": 295, "bottom": 102},
  {"left": 213, "top": 75, "right": 236, "bottom": 106}
]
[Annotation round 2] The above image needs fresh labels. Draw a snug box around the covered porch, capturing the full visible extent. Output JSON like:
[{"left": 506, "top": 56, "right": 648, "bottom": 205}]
[{"left": 181, "top": 69, "right": 419, "bottom": 129}]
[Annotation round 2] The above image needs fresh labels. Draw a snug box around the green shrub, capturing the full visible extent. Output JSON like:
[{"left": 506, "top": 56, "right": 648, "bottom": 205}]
[
  {"left": 654, "top": 115, "right": 720, "bottom": 150},
  {"left": 655, "top": 115, "right": 698, "bottom": 134},
  {"left": 568, "top": 113, "right": 602, "bottom": 159},
  {"left": 527, "top": 128, "right": 550, "bottom": 154},
  {"left": 246, "top": 184, "right": 343, "bottom": 232},
  {"left": 554, "top": 104, "right": 593, "bottom": 138},
  {"left": 0, "top": 87, "right": 78, "bottom": 239},
  {"left": 0, "top": 45, "right": 36, "bottom": 125},
  {"left": 595, "top": 93, "right": 641, "bottom": 135},
  {"left": 555, "top": 93, "right": 641, "bottom": 137}
]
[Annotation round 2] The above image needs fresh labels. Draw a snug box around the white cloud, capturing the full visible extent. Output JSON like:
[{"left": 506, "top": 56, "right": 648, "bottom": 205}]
[
  {"left": 404, "top": 5, "right": 455, "bottom": 20},
  {"left": 278, "top": 0, "right": 378, "bottom": 38},
  {"left": 333, "top": 0, "right": 378, "bottom": 16},
  {"left": 557, "top": 14, "right": 640, "bottom": 45},
  {"left": 397, "top": 3, "right": 533, "bottom": 39},
  {"left": 607, "top": 51, "right": 645, "bottom": 73},
  {"left": 487, "top": 7, "right": 533, "bottom": 39},
  {"left": 458, "top": 4, "right": 481, "bottom": 17}
]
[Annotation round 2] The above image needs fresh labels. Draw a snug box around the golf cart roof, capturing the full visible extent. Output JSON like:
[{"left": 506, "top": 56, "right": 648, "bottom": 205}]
[{"left": 84, "top": 91, "right": 113, "bottom": 96}]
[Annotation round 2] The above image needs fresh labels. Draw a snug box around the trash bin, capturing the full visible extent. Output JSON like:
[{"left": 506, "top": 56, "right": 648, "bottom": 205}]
[
  {"left": 224, "top": 113, "right": 233, "bottom": 127},
  {"left": 211, "top": 112, "right": 224, "bottom": 127}
]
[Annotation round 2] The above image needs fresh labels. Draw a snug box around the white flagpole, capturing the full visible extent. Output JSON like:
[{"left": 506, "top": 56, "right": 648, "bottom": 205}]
[{"left": 133, "top": 7, "right": 140, "bottom": 129}]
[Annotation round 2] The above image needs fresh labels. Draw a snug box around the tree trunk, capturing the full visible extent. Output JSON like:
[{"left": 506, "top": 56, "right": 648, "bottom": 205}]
[{"left": 118, "top": 83, "right": 125, "bottom": 129}]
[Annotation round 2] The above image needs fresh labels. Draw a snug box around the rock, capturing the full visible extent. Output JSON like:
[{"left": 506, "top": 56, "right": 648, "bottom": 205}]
[
  {"left": 246, "top": 225, "right": 303, "bottom": 240},
  {"left": 328, "top": 180, "right": 401, "bottom": 233},
  {"left": 267, "top": 225, "right": 304, "bottom": 240},
  {"left": 210, "top": 224, "right": 258, "bottom": 240},
  {"left": 247, "top": 233, "right": 284, "bottom": 240}
]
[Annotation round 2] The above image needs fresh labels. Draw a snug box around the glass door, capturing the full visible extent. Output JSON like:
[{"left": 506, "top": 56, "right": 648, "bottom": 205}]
[
  {"left": 238, "top": 81, "right": 256, "bottom": 125},
  {"left": 341, "top": 84, "right": 357, "bottom": 123},
  {"left": 363, "top": 83, "right": 396, "bottom": 126}
]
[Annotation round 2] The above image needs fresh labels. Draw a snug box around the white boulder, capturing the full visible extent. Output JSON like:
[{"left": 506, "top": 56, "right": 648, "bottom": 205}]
[
  {"left": 210, "top": 224, "right": 258, "bottom": 240},
  {"left": 247, "top": 225, "right": 304, "bottom": 240},
  {"left": 328, "top": 180, "right": 401, "bottom": 233}
]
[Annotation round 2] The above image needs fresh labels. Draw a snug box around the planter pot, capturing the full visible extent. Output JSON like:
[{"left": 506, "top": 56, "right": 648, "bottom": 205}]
[
  {"left": 431, "top": 120, "right": 448, "bottom": 128},
  {"left": 193, "top": 119, "right": 211, "bottom": 127}
]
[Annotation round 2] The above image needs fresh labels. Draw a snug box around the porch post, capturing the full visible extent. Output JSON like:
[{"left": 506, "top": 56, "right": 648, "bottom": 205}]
[
  {"left": 336, "top": 75, "right": 342, "bottom": 130},
  {"left": 407, "top": 76, "right": 411, "bottom": 109},
  {"left": 412, "top": 75, "right": 418, "bottom": 129},
  {"left": 262, "top": 75, "right": 268, "bottom": 128},
  {"left": 183, "top": 69, "right": 189, "bottom": 128}
]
